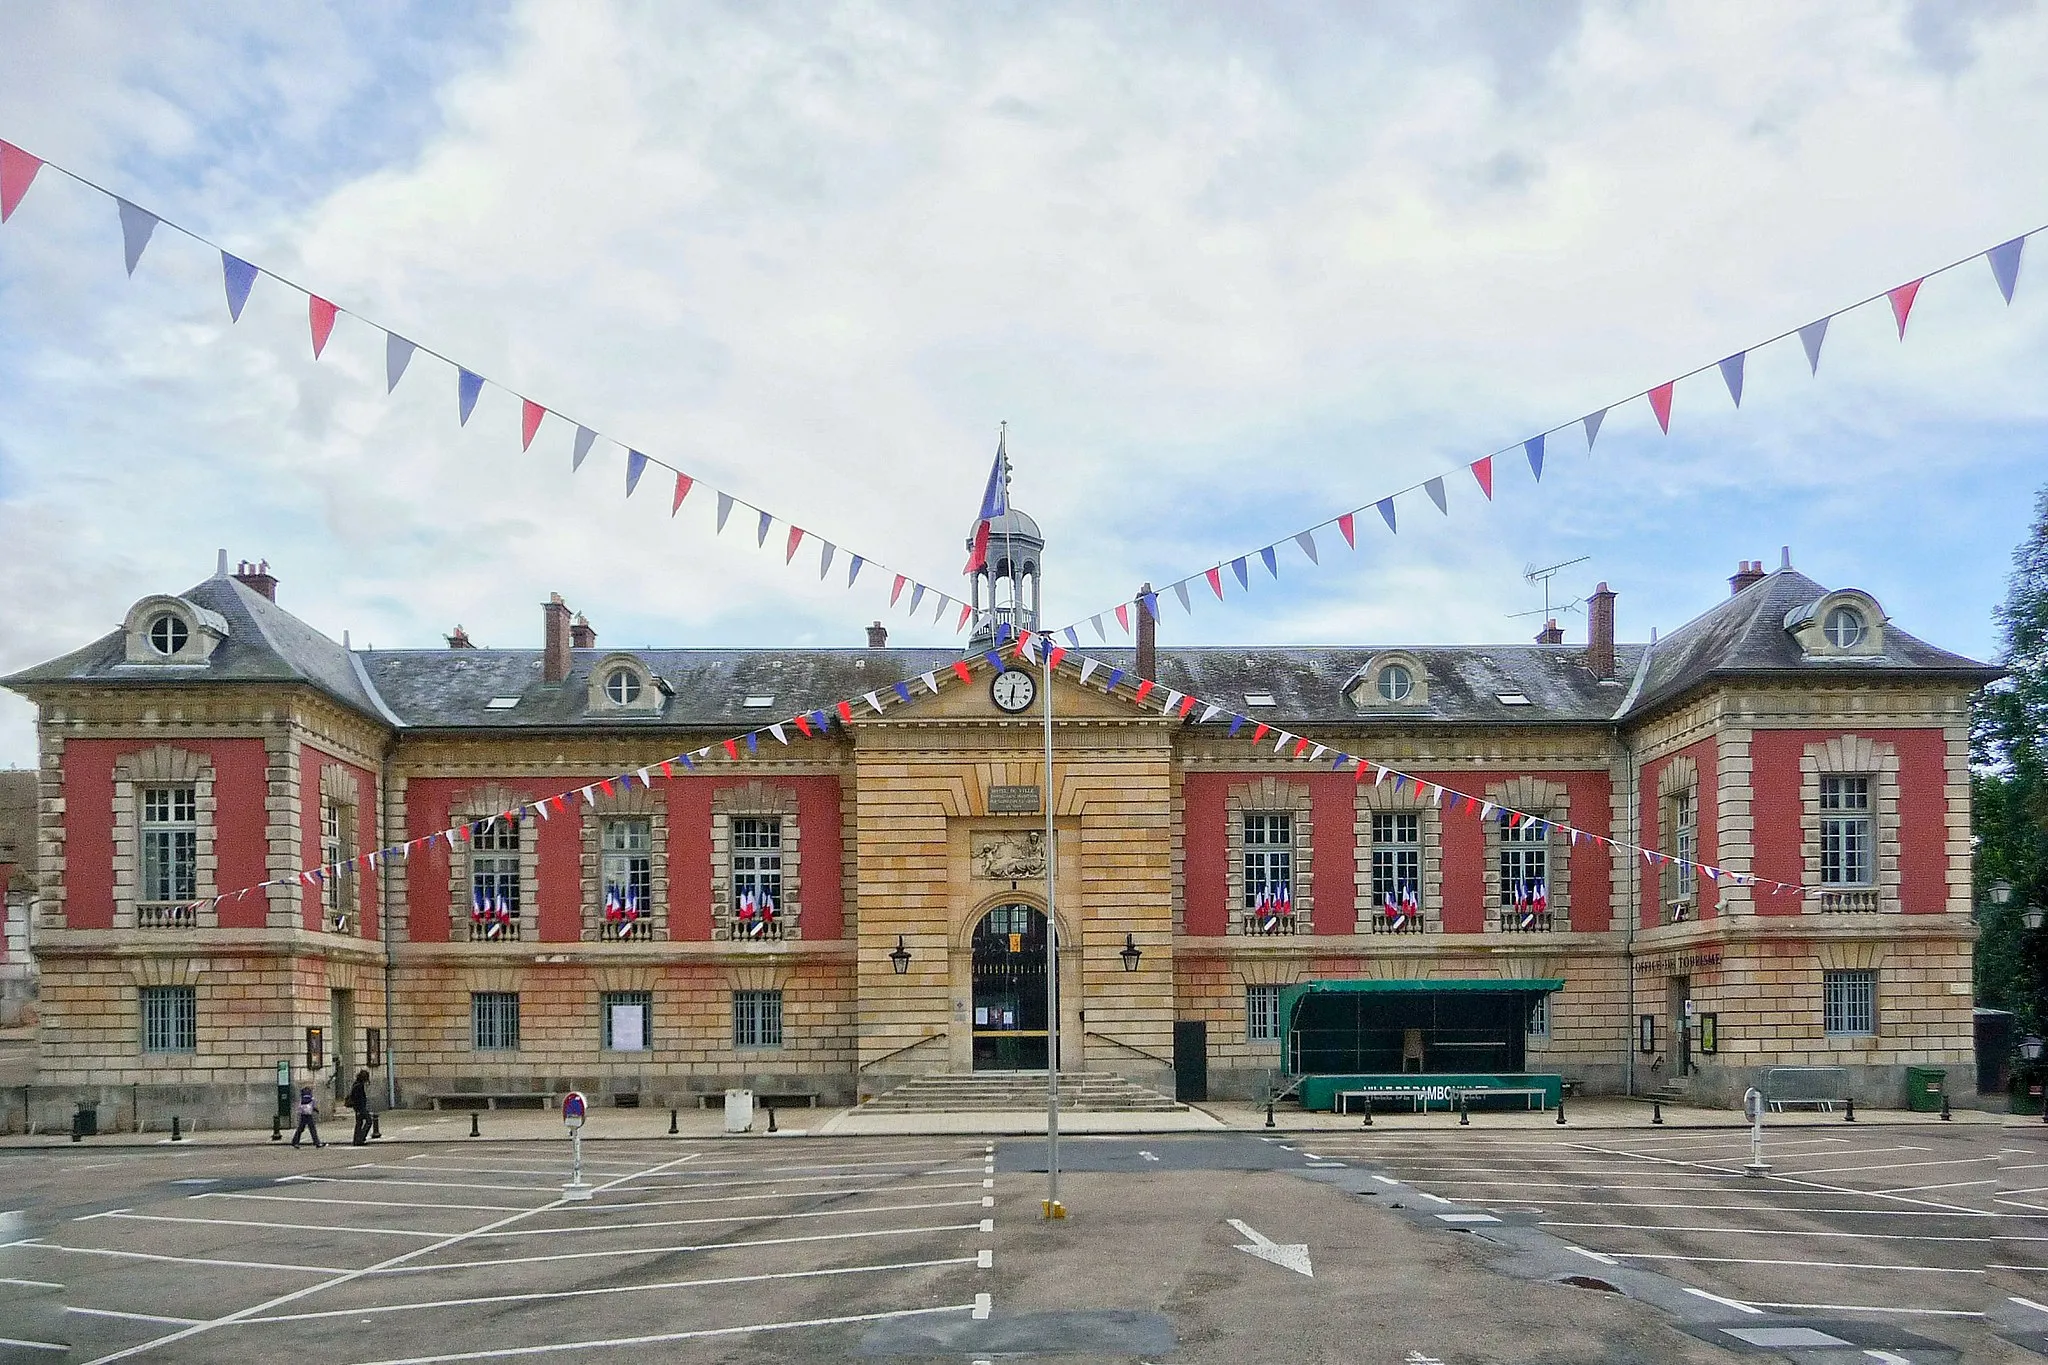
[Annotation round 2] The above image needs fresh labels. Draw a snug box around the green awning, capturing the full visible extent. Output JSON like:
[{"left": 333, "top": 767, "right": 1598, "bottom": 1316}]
[{"left": 1285, "top": 978, "right": 1563, "bottom": 996}]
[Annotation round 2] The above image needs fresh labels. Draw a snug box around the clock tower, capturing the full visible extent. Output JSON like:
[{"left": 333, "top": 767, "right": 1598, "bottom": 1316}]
[{"left": 966, "top": 503, "right": 1042, "bottom": 648}]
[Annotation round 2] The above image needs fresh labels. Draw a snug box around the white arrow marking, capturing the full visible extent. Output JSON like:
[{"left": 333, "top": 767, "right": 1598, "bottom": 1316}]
[
  {"left": 1138, "top": 1150, "right": 1160, "bottom": 1162},
  {"left": 1227, "top": 1218, "right": 1312, "bottom": 1277},
  {"left": 1862, "top": 1352, "right": 1911, "bottom": 1364}
]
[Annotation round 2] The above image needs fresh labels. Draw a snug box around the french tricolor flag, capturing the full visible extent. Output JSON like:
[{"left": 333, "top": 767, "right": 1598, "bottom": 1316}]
[{"left": 961, "top": 431, "right": 1010, "bottom": 575}]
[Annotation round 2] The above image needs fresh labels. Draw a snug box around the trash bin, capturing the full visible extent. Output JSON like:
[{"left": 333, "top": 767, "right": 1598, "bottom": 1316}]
[
  {"left": 72, "top": 1104, "right": 97, "bottom": 1139},
  {"left": 723, "top": 1089, "right": 754, "bottom": 1134},
  {"left": 1905, "top": 1066, "right": 1945, "bottom": 1113}
]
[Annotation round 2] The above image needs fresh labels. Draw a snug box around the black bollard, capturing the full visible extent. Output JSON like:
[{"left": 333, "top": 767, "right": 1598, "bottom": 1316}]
[
  {"left": 767, "top": 1105, "right": 778, "bottom": 1134},
  {"left": 171, "top": 1115, "right": 182, "bottom": 1142},
  {"left": 271, "top": 1113, "right": 283, "bottom": 1141},
  {"left": 669, "top": 1107, "right": 679, "bottom": 1136},
  {"left": 1458, "top": 1096, "right": 1469, "bottom": 1126},
  {"left": 1265, "top": 1100, "right": 1275, "bottom": 1129},
  {"left": 1940, "top": 1094, "right": 1951, "bottom": 1122},
  {"left": 1844, "top": 1097, "right": 1856, "bottom": 1123},
  {"left": 1555, "top": 1100, "right": 1566, "bottom": 1126},
  {"left": 469, "top": 1111, "right": 481, "bottom": 1138},
  {"left": 1361, "top": 1101, "right": 1373, "bottom": 1128},
  {"left": 370, "top": 1112, "right": 381, "bottom": 1140},
  {"left": 1651, "top": 1101, "right": 1663, "bottom": 1125}
]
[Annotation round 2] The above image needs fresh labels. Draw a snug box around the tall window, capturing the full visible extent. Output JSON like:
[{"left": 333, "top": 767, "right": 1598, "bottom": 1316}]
[
  {"left": 1663, "top": 789, "right": 1696, "bottom": 912},
  {"left": 472, "top": 992, "right": 520, "bottom": 1050},
  {"left": 602, "top": 818, "right": 652, "bottom": 914},
  {"left": 1526, "top": 993, "right": 1550, "bottom": 1040},
  {"left": 733, "top": 989, "right": 783, "bottom": 1048},
  {"left": 139, "top": 785, "right": 197, "bottom": 904},
  {"left": 1242, "top": 814, "right": 1292, "bottom": 908},
  {"left": 1819, "top": 777, "right": 1873, "bottom": 886},
  {"left": 601, "top": 990, "right": 653, "bottom": 1052},
  {"left": 470, "top": 820, "right": 521, "bottom": 937},
  {"left": 321, "top": 802, "right": 353, "bottom": 926},
  {"left": 1822, "top": 970, "right": 1876, "bottom": 1036},
  {"left": 140, "top": 985, "right": 197, "bottom": 1053},
  {"left": 1246, "top": 985, "right": 1281, "bottom": 1043},
  {"left": 731, "top": 818, "right": 783, "bottom": 910},
  {"left": 1370, "top": 812, "right": 1420, "bottom": 907},
  {"left": 1498, "top": 816, "right": 1549, "bottom": 905}
]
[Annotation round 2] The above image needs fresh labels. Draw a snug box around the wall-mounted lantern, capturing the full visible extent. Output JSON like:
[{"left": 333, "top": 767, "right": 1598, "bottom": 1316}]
[
  {"left": 889, "top": 935, "right": 912, "bottom": 975},
  {"left": 1119, "top": 933, "right": 1142, "bottom": 973}
]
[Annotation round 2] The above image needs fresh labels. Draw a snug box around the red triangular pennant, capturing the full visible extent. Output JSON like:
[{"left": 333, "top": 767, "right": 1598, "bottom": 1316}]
[
  {"left": 1337, "top": 512, "right": 1355, "bottom": 548},
  {"left": 1251, "top": 724, "right": 1269, "bottom": 745},
  {"left": 1888, "top": 278, "right": 1923, "bottom": 338},
  {"left": 786, "top": 526, "right": 805, "bottom": 563},
  {"left": 1115, "top": 603, "right": 1131, "bottom": 634},
  {"left": 1471, "top": 456, "right": 1493, "bottom": 500},
  {"left": 891, "top": 575, "right": 907, "bottom": 607},
  {"left": 1206, "top": 567, "right": 1224, "bottom": 599},
  {"left": 836, "top": 700, "right": 854, "bottom": 723},
  {"left": 723, "top": 739, "right": 739, "bottom": 760},
  {"left": 308, "top": 296, "right": 338, "bottom": 359},
  {"left": 0, "top": 141, "right": 42, "bottom": 223},
  {"left": 793, "top": 714, "right": 812, "bottom": 737},
  {"left": 672, "top": 473, "right": 693, "bottom": 515},
  {"left": 952, "top": 660, "right": 974, "bottom": 685},
  {"left": 520, "top": 400, "right": 546, "bottom": 451},
  {"left": 1648, "top": 382, "right": 1674, "bottom": 434},
  {"left": 1132, "top": 679, "right": 1154, "bottom": 704}
]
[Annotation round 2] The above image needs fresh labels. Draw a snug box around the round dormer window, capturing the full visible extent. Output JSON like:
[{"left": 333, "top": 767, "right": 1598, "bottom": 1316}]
[
  {"left": 604, "top": 668, "right": 642, "bottom": 705},
  {"left": 1824, "top": 606, "right": 1865, "bottom": 649},
  {"left": 146, "top": 613, "right": 188, "bottom": 656},
  {"left": 1377, "top": 663, "right": 1413, "bottom": 702}
]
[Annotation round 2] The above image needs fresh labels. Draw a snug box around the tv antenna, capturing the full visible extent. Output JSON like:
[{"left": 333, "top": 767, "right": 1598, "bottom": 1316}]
[{"left": 1507, "top": 555, "right": 1590, "bottom": 623}]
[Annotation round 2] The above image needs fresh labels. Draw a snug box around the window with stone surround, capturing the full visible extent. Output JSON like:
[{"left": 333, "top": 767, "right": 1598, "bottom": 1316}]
[
  {"left": 712, "top": 783, "right": 802, "bottom": 941},
  {"left": 1357, "top": 781, "right": 1439, "bottom": 935},
  {"left": 1368, "top": 812, "right": 1422, "bottom": 931},
  {"left": 1526, "top": 993, "right": 1550, "bottom": 1040},
  {"left": 1820, "top": 776, "right": 1873, "bottom": 887},
  {"left": 447, "top": 784, "right": 537, "bottom": 942},
  {"left": 140, "top": 785, "right": 197, "bottom": 919},
  {"left": 1660, "top": 759, "right": 1697, "bottom": 924},
  {"left": 140, "top": 985, "right": 196, "bottom": 1052},
  {"left": 1242, "top": 813, "right": 1294, "bottom": 933},
  {"left": 114, "top": 747, "right": 218, "bottom": 930},
  {"left": 579, "top": 783, "right": 666, "bottom": 942},
  {"left": 320, "top": 800, "right": 357, "bottom": 933},
  {"left": 1226, "top": 779, "right": 1313, "bottom": 936},
  {"left": 1802, "top": 736, "right": 1898, "bottom": 914},
  {"left": 469, "top": 820, "right": 523, "bottom": 941},
  {"left": 471, "top": 991, "right": 520, "bottom": 1050},
  {"left": 1486, "top": 777, "right": 1571, "bottom": 933},
  {"left": 601, "top": 990, "right": 653, "bottom": 1051},
  {"left": 600, "top": 819, "right": 652, "bottom": 937},
  {"left": 732, "top": 989, "right": 783, "bottom": 1048},
  {"left": 1246, "top": 984, "right": 1281, "bottom": 1043},
  {"left": 1822, "top": 969, "right": 1876, "bottom": 1036}
]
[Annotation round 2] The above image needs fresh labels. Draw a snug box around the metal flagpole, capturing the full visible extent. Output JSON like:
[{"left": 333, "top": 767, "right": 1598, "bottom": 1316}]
[{"left": 1042, "top": 599, "right": 1062, "bottom": 1218}]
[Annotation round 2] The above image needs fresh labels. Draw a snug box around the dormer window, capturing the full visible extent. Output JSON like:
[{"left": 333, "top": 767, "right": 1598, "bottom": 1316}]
[
  {"left": 604, "top": 668, "right": 642, "bottom": 706},
  {"left": 1377, "top": 664, "right": 1413, "bottom": 702},
  {"left": 1346, "top": 653, "right": 1429, "bottom": 709},
  {"left": 586, "top": 654, "right": 662, "bottom": 713},
  {"left": 147, "top": 613, "right": 189, "bottom": 656},
  {"left": 1785, "top": 589, "right": 1886, "bottom": 658},
  {"left": 1824, "top": 606, "right": 1865, "bottom": 649}
]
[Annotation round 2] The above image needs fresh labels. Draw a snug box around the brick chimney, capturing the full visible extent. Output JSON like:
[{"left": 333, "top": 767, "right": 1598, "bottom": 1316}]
[
  {"left": 1135, "top": 582, "right": 1157, "bottom": 680},
  {"left": 569, "top": 613, "right": 597, "bottom": 649},
  {"left": 233, "top": 558, "right": 277, "bottom": 602},
  {"left": 866, "top": 621, "right": 888, "bottom": 649},
  {"left": 1534, "top": 619, "right": 1564, "bottom": 645},
  {"left": 445, "top": 625, "right": 475, "bottom": 649},
  {"left": 1729, "top": 559, "right": 1767, "bottom": 596},
  {"left": 543, "top": 594, "right": 573, "bottom": 683},
  {"left": 1586, "top": 582, "right": 1616, "bottom": 680}
]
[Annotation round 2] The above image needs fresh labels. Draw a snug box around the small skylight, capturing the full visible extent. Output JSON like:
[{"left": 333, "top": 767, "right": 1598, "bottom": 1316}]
[
  {"left": 485, "top": 697, "right": 520, "bottom": 710},
  {"left": 1496, "top": 693, "right": 1532, "bottom": 706},
  {"left": 1245, "top": 693, "right": 1277, "bottom": 707},
  {"left": 742, "top": 695, "right": 776, "bottom": 708}
]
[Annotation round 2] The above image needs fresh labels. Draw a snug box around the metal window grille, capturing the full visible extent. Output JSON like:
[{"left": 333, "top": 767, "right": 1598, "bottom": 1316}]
[
  {"left": 733, "top": 989, "right": 784, "bottom": 1048},
  {"left": 1822, "top": 970, "right": 1876, "bottom": 1036},
  {"left": 602, "top": 818, "right": 653, "bottom": 907},
  {"left": 1246, "top": 985, "right": 1281, "bottom": 1043},
  {"left": 601, "top": 990, "right": 653, "bottom": 1051},
  {"left": 731, "top": 817, "right": 783, "bottom": 909},
  {"left": 471, "top": 992, "right": 520, "bottom": 1051},
  {"left": 1526, "top": 994, "right": 1550, "bottom": 1039},
  {"left": 1820, "top": 776, "right": 1872, "bottom": 886},
  {"left": 140, "top": 985, "right": 197, "bottom": 1052},
  {"left": 139, "top": 784, "right": 198, "bottom": 904},
  {"left": 1370, "top": 811, "right": 1420, "bottom": 907},
  {"left": 1242, "top": 813, "right": 1293, "bottom": 908},
  {"left": 1497, "top": 815, "right": 1548, "bottom": 905}
]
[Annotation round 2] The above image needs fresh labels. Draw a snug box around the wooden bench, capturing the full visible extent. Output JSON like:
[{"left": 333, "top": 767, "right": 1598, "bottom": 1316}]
[
  {"left": 1764, "top": 1066, "right": 1850, "bottom": 1113},
  {"left": 426, "top": 1093, "right": 556, "bottom": 1112}
]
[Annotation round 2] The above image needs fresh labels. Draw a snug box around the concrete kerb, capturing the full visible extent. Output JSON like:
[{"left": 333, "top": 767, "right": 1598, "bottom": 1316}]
[{"left": 1196, "top": 1097, "right": 2004, "bottom": 1133}]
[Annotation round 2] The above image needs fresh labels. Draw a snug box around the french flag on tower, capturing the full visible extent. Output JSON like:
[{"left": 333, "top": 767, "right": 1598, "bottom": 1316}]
[{"left": 962, "top": 430, "right": 1010, "bottom": 575}]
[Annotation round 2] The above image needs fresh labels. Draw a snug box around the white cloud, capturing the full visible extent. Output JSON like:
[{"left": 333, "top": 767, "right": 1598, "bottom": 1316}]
[{"left": 2, "top": 0, "right": 2046, "bottom": 766}]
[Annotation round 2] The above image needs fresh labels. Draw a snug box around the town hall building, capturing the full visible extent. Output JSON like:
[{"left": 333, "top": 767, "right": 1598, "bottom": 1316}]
[{"left": 2, "top": 512, "right": 1995, "bottom": 1125}]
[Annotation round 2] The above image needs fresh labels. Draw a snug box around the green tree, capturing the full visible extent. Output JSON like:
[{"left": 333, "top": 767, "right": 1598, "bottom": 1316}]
[{"left": 1974, "top": 482, "right": 2048, "bottom": 1028}]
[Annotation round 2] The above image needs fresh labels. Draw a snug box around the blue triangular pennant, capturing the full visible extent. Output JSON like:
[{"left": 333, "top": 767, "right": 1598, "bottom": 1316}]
[
  {"left": 458, "top": 369, "right": 485, "bottom": 425},
  {"left": 1260, "top": 546, "right": 1278, "bottom": 578},
  {"left": 221, "top": 253, "right": 258, "bottom": 322},
  {"left": 847, "top": 555, "right": 864, "bottom": 587},
  {"left": 1424, "top": 477, "right": 1446, "bottom": 514},
  {"left": 1524, "top": 435, "right": 1545, "bottom": 482},
  {"left": 1989, "top": 237, "right": 2024, "bottom": 304},
  {"left": 1376, "top": 497, "right": 1396, "bottom": 533},
  {"left": 1798, "top": 317, "right": 1829, "bottom": 375},
  {"left": 1718, "top": 352, "right": 1745, "bottom": 408},
  {"left": 626, "top": 449, "right": 648, "bottom": 495},
  {"left": 117, "top": 199, "right": 158, "bottom": 275},
  {"left": 756, "top": 510, "right": 772, "bottom": 547},
  {"left": 1582, "top": 409, "right": 1606, "bottom": 449},
  {"left": 572, "top": 425, "right": 597, "bottom": 470},
  {"left": 1232, "top": 557, "right": 1249, "bottom": 590},
  {"left": 1140, "top": 590, "right": 1159, "bottom": 620}
]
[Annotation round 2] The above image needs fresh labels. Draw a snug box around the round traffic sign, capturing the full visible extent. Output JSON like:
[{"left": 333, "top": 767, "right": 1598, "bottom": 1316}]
[{"left": 563, "top": 1090, "right": 587, "bottom": 1129}]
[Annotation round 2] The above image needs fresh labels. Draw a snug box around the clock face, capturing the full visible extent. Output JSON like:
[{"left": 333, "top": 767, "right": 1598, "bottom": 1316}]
[{"left": 990, "top": 669, "right": 1037, "bottom": 713}]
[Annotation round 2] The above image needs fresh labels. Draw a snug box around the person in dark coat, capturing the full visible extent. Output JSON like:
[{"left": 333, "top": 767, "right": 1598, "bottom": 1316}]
[
  {"left": 290, "top": 1082, "right": 323, "bottom": 1148},
  {"left": 346, "top": 1068, "right": 374, "bottom": 1146}
]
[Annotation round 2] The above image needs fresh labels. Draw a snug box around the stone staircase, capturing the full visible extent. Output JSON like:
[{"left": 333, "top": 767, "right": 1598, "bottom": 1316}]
[
  {"left": 1641, "top": 1074, "right": 1693, "bottom": 1106},
  {"left": 861, "top": 1071, "right": 1185, "bottom": 1113}
]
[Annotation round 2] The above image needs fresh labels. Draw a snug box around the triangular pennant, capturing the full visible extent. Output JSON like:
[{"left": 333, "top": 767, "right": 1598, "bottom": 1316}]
[
  {"left": 1524, "top": 434, "right": 1545, "bottom": 481},
  {"left": 386, "top": 334, "right": 417, "bottom": 392},
  {"left": 672, "top": 473, "right": 693, "bottom": 515},
  {"left": 1424, "top": 477, "right": 1447, "bottom": 514},
  {"left": 793, "top": 714, "right": 813, "bottom": 737},
  {"left": 893, "top": 682, "right": 913, "bottom": 704},
  {"left": 1092, "top": 614, "right": 1106, "bottom": 641},
  {"left": 309, "top": 296, "right": 338, "bottom": 358},
  {"left": 715, "top": 491, "right": 735, "bottom": 531},
  {"left": 521, "top": 400, "right": 546, "bottom": 451},
  {"left": 1116, "top": 603, "right": 1131, "bottom": 634},
  {"left": 1260, "top": 546, "right": 1278, "bottom": 577},
  {"left": 756, "top": 510, "right": 773, "bottom": 547},
  {"left": 847, "top": 555, "right": 864, "bottom": 587},
  {"left": 1232, "top": 557, "right": 1249, "bottom": 590},
  {"left": 1162, "top": 689, "right": 1182, "bottom": 714},
  {"left": 1294, "top": 531, "right": 1318, "bottom": 564},
  {"left": 625, "top": 449, "right": 648, "bottom": 495},
  {"left": 786, "top": 525, "right": 805, "bottom": 564},
  {"left": 1338, "top": 513, "right": 1355, "bottom": 548},
  {"left": 1064, "top": 627, "right": 1079, "bottom": 648},
  {"left": 920, "top": 671, "right": 939, "bottom": 694},
  {"left": 890, "top": 574, "right": 907, "bottom": 607},
  {"left": 956, "top": 601, "right": 971, "bottom": 631},
  {"left": 221, "top": 253, "right": 259, "bottom": 322},
  {"left": 1648, "top": 382, "right": 1674, "bottom": 434},
  {"left": 1200, "top": 703, "right": 1219, "bottom": 722},
  {"left": 1798, "top": 317, "right": 1829, "bottom": 375},
  {"left": 1078, "top": 658, "right": 1098, "bottom": 685},
  {"left": 818, "top": 541, "right": 835, "bottom": 579},
  {"left": 1173, "top": 581, "right": 1192, "bottom": 613},
  {"left": 1178, "top": 696, "right": 1196, "bottom": 718},
  {"left": 952, "top": 660, "right": 974, "bottom": 685},
  {"left": 458, "top": 369, "right": 485, "bottom": 425},
  {"left": 724, "top": 739, "right": 739, "bottom": 761},
  {"left": 909, "top": 583, "right": 927, "bottom": 614},
  {"left": 1582, "top": 408, "right": 1606, "bottom": 449},
  {"left": 117, "top": 198, "right": 158, "bottom": 275},
  {"left": 1229, "top": 714, "right": 1245, "bottom": 737},
  {"left": 1989, "top": 237, "right": 2025, "bottom": 304},
  {"left": 1888, "top": 278, "right": 1923, "bottom": 337},
  {"left": 1471, "top": 456, "right": 1493, "bottom": 499},
  {"left": 0, "top": 141, "right": 43, "bottom": 222},
  {"left": 1207, "top": 567, "right": 1225, "bottom": 600},
  {"left": 864, "top": 691, "right": 885, "bottom": 714},
  {"left": 1718, "top": 352, "right": 1745, "bottom": 408},
  {"left": 573, "top": 425, "right": 597, "bottom": 471},
  {"left": 837, "top": 699, "right": 856, "bottom": 723},
  {"left": 1140, "top": 590, "right": 1159, "bottom": 620},
  {"left": 1376, "top": 497, "right": 1396, "bottom": 534},
  {"left": 746, "top": 733, "right": 759, "bottom": 755},
  {"left": 1133, "top": 679, "right": 1155, "bottom": 704}
]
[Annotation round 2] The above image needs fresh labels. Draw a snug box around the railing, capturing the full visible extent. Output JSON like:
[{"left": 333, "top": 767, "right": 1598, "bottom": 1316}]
[
  {"left": 1497, "top": 910, "right": 1555, "bottom": 933},
  {"left": 1662, "top": 898, "right": 1694, "bottom": 925},
  {"left": 467, "top": 919, "right": 523, "bottom": 942},
  {"left": 857, "top": 1031, "right": 946, "bottom": 1076},
  {"left": 1243, "top": 913, "right": 1298, "bottom": 936},
  {"left": 600, "top": 918, "right": 655, "bottom": 941},
  {"left": 1369, "top": 910, "right": 1425, "bottom": 934},
  {"left": 1817, "top": 889, "right": 1880, "bottom": 913},
  {"left": 136, "top": 904, "right": 196, "bottom": 929},
  {"left": 1084, "top": 1031, "right": 1175, "bottom": 1068},
  {"left": 326, "top": 912, "right": 353, "bottom": 935},
  {"left": 728, "top": 918, "right": 786, "bottom": 942}
]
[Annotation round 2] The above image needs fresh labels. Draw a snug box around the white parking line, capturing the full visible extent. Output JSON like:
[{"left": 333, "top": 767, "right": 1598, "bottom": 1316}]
[
  {"left": 1564, "top": 1245, "right": 1617, "bottom": 1267},
  {"left": 68, "top": 1306, "right": 201, "bottom": 1326},
  {"left": 580, "top": 1180, "right": 987, "bottom": 1214},
  {"left": 0, "top": 1277, "right": 63, "bottom": 1289},
  {"left": 2009, "top": 1295, "right": 2048, "bottom": 1314},
  {"left": 0, "top": 1336, "right": 67, "bottom": 1354},
  {"left": 1680, "top": 1286, "right": 1760, "bottom": 1314},
  {"left": 488, "top": 1198, "right": 985, "bottom": 1238},
  {"left": 103, "top": 1212, "right": 443, "bottom": 1239},
  {"left": 195, "top": 1192, "right": 529, "bottom": 1214},
  {"left": 14, "top": 1241, "right": 348, "bottom": 1274},
  {"left": 1610, "top": 1253, "right": 1982, "bottom": 1275},
  {"left": 611, "top": 1167, "right": 983, "bottom": 1194},
  {"left": 236, "top": 1256, "right": 978, "bottom": 1324},
  {"left": 350, "top": 1303, "right": 983, "bottom": 1363},
  {"left": 1541, "top": 1222, "right": 2001, "bottom": 1245},
  {"left": 372, "top": 1220, "right": 987, "bottom": 1276},
  {"left": 1454, "top": 1197, "right": 2006, "bottom": 1219},
  {"left": 1763, "top": 1157, "right": 1992, "bottom": 1179},
  {"left": 1872, "top": 1179, "right": 1997, "bottom": 1195},
  {"left": 275, "top": 1175, "right": 564, "bottom": 1194},
  {"left": 1742, "top": 1301, "right": 1983, "bottom": 1318}
]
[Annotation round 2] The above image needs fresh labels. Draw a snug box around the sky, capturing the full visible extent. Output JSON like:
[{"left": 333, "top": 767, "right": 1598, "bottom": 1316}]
[{"left": 1, "top": 0, "right": 2046, "bottom": 769}]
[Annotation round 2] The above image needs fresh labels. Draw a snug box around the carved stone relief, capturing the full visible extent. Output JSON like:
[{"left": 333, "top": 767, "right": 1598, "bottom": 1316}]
[{"left": 972, "top": 829, "right": 1046, "bottom": 880}]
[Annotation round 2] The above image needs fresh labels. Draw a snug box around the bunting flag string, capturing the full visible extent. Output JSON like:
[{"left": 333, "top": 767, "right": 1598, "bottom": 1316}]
[
  {"left": 0, "top": 137, "right": 967, "bottom": 635},
  {"left": 1042, "top": 218, "right": 2044, "bottom": 641},
  {"left": 203, "top": 640, "right": 1835, "bottom": 916}
]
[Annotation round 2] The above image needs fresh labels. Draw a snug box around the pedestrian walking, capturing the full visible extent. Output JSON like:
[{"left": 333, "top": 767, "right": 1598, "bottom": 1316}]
[
  {"left": 290, "top": 1082, "right": 323, "bottom": 1148},
  {"left": 346, "top": 1068, "right": 373, "bottom": 1146}
]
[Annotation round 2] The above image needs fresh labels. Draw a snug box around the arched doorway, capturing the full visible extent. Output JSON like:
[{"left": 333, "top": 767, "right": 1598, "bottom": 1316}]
[{"left": 971, "top": 903, "right": 1049, "bottom": 1071}]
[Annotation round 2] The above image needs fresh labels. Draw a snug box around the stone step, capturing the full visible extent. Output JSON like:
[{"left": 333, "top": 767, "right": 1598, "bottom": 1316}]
[{"left": 863, "top": 1071, "right": 1185, "bottom": 1113}]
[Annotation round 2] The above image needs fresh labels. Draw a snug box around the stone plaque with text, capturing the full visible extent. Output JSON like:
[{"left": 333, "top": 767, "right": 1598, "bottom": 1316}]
[{"left": 987, "top": 784, "right": 1042, "bottom": 814}]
